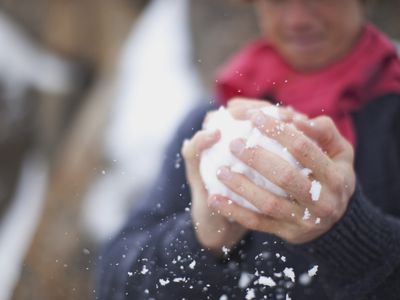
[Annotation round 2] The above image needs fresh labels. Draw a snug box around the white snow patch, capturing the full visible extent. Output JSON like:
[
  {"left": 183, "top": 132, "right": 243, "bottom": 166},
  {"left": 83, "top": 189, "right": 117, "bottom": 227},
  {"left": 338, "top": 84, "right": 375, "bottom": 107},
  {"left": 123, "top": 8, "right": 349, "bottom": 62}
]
[
  {"left": 239, "top": 272, "right": 254, "bottom": 289},
  {"left": 310, "top": 180, "right": 322, "bottom": 201},
  {"left": 303, "top": 208, "right": 311, "bottom": 220},
  {"left": 308, "top": 265, "right": 318, "bottom": 277},
  {"left": 189, "top": 260, "right": 196, "bottom": 269},
  {"left": 245, "top": 288, "right": 256, "bottom": 300},
  {"left": 257, "top": 276, "right": 276, "bottom": 287},
  {"left": 159, "top": 278, "right": 170, "bottom": 286},
  {"left": 299, "top": 273, "right": 312, "bottom": 286},
  {"left": 219, "top": 295, "right": 228, "bottom": 300},
  {"left": 141, "top": 265, "right": 149, "bottom": 275},
  {"left": 283, "top": 267, "right": 295, "bottom": 282}
]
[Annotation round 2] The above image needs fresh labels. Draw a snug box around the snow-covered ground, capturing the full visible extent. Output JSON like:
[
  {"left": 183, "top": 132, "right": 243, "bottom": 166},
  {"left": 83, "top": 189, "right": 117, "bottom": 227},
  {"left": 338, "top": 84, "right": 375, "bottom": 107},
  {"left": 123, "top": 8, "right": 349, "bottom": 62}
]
[{"left": 81, "top": 0, "right": 202, "bottom": 243}]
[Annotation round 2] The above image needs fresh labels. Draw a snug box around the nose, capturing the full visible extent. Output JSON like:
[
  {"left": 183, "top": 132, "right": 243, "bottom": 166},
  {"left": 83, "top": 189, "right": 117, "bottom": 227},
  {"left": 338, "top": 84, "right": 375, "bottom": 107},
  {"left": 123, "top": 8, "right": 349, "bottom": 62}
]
[{"left": 281, "top": 0, "right": 317, "bottom": 31}]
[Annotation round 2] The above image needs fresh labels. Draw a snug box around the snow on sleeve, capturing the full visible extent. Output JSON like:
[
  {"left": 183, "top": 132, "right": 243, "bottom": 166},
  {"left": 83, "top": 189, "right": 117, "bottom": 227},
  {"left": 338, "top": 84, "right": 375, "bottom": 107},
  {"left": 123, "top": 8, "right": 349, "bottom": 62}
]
[
  {"left": 140, "top": 265, "right": 149, "bottom": 275},
  {"left": 189, "top": 260, "right": 196, "bottom": 269},
  {"left": 283, "top": 267, "right": 295, "bottom": 283},
  {"left": 159, "top": 278, "right": 170, "bottom": 286},
  {"left": 256, "top": 276, "right": 276, "bottom": 287},
  {"left": 308, "top": 265, "right": 318, "bottom": 277},
  {"left": 245, "top": 288, "right": 256, "bottom": 300},
  {"left": 239, "top": 272, "right": 254, "bottom": 289}
]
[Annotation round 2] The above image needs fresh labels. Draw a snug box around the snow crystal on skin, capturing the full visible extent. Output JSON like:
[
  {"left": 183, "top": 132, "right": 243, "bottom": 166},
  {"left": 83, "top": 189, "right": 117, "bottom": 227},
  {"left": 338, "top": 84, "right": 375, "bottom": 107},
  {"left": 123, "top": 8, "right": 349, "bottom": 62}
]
[
  {"left": 189, "top": 260, "right": 196, "bottom": 269},
  {"left": 159, "top": 278, "right": 170, "bottom": 286},
  {"left": 283, "top": 267, "right": 295, "bottom": 282},
  {"left": 310, "top": 180, "right": 322, "bottom": 201},
  {"left": 303, "top": 208, "right": 311, "bottom": 220},
  {"left": 315, "top": 217, "right": 321, "bottom": 225},
  {"left": 245, "top": 288, "right": 256, "bottom": 300},
  {"left": 239, "top": 272, "right": 254, "bottom": 289},
  {"left": 222, "top": 246, "right": 230, "bottom": 255},
  {"left": 308, "top": 265, "right": 318, "bottom": 277},
  {"left": 219, "top": 295, "right": 228, "bottom": 300},
  {"left": 200, "top": 106, "right": 311, "bottom": 212},
  {"left": 141, "top": 265, "right": 149, "bottom": 274},
  {"left": 257, "top": 276, "right": 276, "bottom": 287}
]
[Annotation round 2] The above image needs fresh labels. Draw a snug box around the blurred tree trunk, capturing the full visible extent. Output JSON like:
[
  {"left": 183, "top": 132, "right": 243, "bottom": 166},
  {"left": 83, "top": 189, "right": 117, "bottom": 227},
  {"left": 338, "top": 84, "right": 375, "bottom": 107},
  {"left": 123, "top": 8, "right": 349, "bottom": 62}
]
[{"left": 2, "top": 1, "right": 143, "bottom": 300}]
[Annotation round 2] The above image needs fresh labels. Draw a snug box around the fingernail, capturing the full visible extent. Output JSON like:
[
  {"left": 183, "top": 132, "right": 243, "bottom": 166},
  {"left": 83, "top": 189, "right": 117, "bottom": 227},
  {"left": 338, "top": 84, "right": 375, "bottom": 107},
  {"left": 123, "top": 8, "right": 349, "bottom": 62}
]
[
  {"left": 252, "top": 112, "right": 267, "bottom": 127},
  {"left": 217, "top": 166, "right": 232, "bottom": 180},
  {"left": 230, "top": 139, "right": 245, "bottom": 155}
]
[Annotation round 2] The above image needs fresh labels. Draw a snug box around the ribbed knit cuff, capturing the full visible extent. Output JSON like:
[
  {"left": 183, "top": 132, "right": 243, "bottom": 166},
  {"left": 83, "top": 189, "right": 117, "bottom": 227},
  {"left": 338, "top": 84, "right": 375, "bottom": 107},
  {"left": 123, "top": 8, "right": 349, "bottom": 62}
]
[{"left": 293, "top": 183, "right": 400, "bottom": 281}]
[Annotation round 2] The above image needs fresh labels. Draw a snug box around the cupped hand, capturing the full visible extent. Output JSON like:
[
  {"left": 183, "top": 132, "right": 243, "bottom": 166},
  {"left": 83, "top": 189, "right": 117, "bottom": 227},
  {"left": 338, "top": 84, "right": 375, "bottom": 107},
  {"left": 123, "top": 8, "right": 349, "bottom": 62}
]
[
  {"left": 211, "top": 108, "right": 356, "bottom": 244},
  {"left": 181, "top": 128, "right": 247, "bottom": 254}
]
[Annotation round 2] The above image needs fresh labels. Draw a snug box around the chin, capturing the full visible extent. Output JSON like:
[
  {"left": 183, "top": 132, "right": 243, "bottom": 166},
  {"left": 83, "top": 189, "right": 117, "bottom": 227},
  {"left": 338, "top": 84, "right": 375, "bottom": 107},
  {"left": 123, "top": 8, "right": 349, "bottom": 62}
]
[{"left": 285, "top": 52, "right": 332, "bottom": 72}]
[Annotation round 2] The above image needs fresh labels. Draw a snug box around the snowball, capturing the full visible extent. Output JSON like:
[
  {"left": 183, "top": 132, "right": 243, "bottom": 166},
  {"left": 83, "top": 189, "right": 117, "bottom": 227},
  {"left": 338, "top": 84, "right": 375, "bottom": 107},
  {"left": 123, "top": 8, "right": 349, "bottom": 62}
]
[{"left": 200, "top": 106, "right": 308, "bottom": 211}]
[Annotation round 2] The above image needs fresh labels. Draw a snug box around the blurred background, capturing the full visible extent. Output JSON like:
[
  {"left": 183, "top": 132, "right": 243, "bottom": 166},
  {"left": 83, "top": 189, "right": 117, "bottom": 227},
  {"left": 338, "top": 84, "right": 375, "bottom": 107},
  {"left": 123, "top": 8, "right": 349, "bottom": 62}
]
[{"left": 0, "top": 0, "right": 398, "bottom": 299}]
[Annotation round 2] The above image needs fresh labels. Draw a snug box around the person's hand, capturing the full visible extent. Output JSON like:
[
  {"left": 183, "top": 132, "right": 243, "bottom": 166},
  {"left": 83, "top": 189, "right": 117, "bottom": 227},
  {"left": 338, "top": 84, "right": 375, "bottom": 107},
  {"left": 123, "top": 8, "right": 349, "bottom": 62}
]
[
  {"left": 181, "top": 127, "right": 247, "bottom": 255},
  {"left": 211, "top": 108, "right": 356, "bottom": 244}
]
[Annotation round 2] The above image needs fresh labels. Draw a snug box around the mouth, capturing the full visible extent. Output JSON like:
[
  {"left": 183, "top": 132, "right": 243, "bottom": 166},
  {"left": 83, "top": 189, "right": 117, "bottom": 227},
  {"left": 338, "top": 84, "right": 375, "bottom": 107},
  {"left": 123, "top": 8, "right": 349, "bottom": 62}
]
[{"left": 287, "top": 35, "right": 326, "bottom": 53}]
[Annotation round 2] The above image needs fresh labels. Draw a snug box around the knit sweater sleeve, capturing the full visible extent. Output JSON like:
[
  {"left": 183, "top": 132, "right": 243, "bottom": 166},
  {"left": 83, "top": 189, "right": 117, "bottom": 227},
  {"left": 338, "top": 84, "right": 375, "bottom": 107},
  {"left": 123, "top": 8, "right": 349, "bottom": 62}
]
[
  {"left": 292, "top": 184, "right": 400, "bottom": 300},
  {"left": 96, "top": 102, "right": 251, "bottom": 300},
  {"left": 291, "top": 95, "right": 400, "bottom": 300}
]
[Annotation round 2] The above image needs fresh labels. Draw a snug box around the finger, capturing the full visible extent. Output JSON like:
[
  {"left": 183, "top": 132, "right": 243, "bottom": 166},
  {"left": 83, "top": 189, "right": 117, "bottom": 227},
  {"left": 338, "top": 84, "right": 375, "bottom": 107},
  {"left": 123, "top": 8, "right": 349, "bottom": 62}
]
[
  {"left": 230, "top": 139, "right": 313, "bottom": 203},
  {"left": 279, "top": 106, "right": 309, "bottom": 123},
  {"left": 216, "top": 166, "right": 302, "bottom": 220},
  {"left": 181, "top": 129, "right": 220, "bottom": 162},
  {"left": 227, "top": 97, "right": 273, "bottom": 109},
  {"left": 251, "top": 112, "right": 333, "bottom": 181},
  {"left": 208, "top": 194, "right": 280, "bottom": 234},
  {"left": 227, "top": 98, "right": 272, "bottom": 120},
  {"left": 293, "top": 116, "right": 353, "bottom": 161}
]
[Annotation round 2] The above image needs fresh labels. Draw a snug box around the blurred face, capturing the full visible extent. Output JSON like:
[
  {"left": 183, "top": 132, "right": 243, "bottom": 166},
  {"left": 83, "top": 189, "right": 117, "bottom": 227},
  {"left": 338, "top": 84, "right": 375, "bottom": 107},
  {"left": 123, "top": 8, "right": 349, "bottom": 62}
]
[{"left": 255, "top": 0, "right": 365, "bottom": 71}]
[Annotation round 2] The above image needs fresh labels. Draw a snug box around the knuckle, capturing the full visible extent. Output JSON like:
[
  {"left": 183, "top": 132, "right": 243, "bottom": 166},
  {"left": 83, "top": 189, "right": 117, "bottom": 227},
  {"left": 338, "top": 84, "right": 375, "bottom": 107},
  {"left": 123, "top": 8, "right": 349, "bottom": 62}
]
[
  {"left": 245, "top": 216, "right": 262, "bottom": 231},
  {"left": 276, "top": 168, "right": 295, "bottom": 187},
  {"left": 292, "top": 137, "right": 311, "bottom": 157},
  {"left": 260, "top": 199, "right": 277, "bottom": 216},
  {"left": 318, "top": 116, "right": 335, "bottom": 129},
  {"left": 330, "top": 171, "right": 345, "bottom": 194},
  {"left": 318, "top": 201, "right": 335, "bottom": 218}
]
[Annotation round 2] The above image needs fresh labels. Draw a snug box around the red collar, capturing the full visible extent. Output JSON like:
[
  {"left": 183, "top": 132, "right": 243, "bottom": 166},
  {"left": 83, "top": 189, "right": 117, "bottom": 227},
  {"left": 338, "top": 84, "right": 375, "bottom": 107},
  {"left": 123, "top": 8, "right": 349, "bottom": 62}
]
[{"left": 216, "top": 24, "right": 400, "bottom": 145}]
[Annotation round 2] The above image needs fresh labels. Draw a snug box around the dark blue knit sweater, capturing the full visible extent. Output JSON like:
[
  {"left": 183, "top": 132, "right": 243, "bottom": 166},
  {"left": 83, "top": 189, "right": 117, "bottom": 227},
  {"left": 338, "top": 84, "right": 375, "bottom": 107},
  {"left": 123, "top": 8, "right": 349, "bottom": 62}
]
[{"left": 97, "top": 94, "right": 400, "bottom": 300}]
